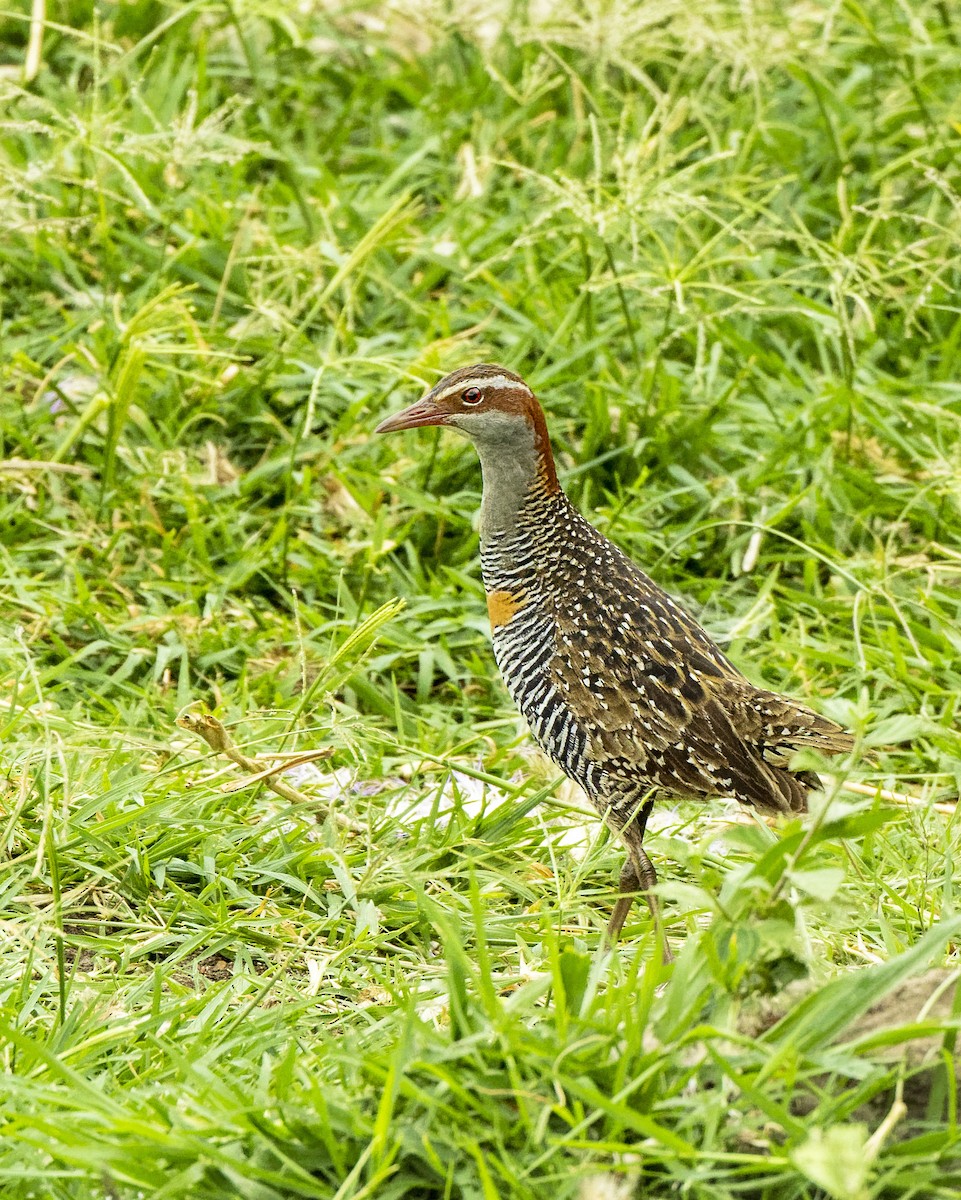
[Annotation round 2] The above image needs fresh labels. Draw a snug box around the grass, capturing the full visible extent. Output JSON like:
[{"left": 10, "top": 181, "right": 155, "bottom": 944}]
[{"left": 1, "top": 0, "right": 961, "bottom": 1195}]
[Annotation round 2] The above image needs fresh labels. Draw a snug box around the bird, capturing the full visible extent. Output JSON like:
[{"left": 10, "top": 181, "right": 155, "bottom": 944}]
[{"left": 375, "top": 363, "right": 855, "bottom": 954}]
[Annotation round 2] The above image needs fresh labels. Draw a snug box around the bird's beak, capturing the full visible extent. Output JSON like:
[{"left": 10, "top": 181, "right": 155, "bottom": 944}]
[{"left": 374, "top": 395, "right": 450, "bottom": 435}]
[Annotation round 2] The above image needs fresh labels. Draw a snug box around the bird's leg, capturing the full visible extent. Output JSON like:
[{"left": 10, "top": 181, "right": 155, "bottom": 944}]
[
  {"left": 606, "top": 857, "right": 641, "bottom": 944},
  {"left": 633, "top": 844, "right": 672, "bottom": 964},
  {"left": 605, "top": 798, "right": 672, "bottom": 962},
  {"left": 604, "top": 796, "right": 655, "bottom": 943}
]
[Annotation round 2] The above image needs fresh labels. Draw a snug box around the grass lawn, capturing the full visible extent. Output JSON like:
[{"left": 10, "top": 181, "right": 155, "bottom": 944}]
[{"left": 2, "top": 1, "right": 961, "bottom": 1196}]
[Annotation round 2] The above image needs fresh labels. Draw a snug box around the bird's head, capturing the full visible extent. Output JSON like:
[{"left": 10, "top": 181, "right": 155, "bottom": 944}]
[
  {"left": 375, "top": 363, "right": 558, "bottom": 490},
  {"left": 374, "top": 363, "right": 539, "bottom": 440}
]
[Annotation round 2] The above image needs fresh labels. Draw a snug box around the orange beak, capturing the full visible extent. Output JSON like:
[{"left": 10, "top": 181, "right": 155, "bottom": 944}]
[{"left": 374, "top": 395, "right": 451, "bottom": 435}]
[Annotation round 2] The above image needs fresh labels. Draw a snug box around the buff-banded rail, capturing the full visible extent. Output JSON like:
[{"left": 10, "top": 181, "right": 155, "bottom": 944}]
[{"left": 376, "top": 364, "right": 854, "bottom": 957}]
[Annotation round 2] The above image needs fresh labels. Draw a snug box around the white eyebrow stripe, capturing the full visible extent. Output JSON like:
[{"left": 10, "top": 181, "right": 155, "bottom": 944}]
[{"left": 432, "top": 375, "right": 531, "bottom": 403}]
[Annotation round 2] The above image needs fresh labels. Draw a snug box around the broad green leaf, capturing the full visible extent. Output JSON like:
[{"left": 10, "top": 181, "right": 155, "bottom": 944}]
[
  {"left": 788, "top": 867, "right": 846, "bottom": 901},
  {"left": 790, "top": 1124, "right": 871, "bottom": 1200},
  {"left": 764, "top": 915, "right": 961, "bottom": 1052}
]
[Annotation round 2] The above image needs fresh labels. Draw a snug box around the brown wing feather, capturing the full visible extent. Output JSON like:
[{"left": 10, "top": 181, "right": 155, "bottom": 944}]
[{"left": 545, "top": 522, "right": 852, "bottom": 814}]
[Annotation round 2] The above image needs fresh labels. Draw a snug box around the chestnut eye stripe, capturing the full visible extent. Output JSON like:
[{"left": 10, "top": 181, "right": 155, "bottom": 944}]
[{"left": 432, "top": 375, "right": 532, "bottom": 404}]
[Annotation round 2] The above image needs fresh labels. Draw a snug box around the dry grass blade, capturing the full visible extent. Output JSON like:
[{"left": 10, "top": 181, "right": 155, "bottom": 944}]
[
  {"left": 839, "top": 779, "right": 957, "bottom": 815},
  {"left": 219, "top": 749, "right": 335, "bottom": 792},
  {"left": 0, "top": 458, "right": 93, "bottom": 476},
  {"left": 176, "top": 707, "right": 363, "bottom": 833}
]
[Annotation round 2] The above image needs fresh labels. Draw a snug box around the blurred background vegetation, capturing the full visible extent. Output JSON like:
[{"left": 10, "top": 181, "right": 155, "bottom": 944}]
[{"left": 1, "top": 1, "right": 960, "bottom": 1196}]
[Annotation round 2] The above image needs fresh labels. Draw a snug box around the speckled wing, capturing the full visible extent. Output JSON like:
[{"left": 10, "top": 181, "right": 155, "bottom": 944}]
[
  {"left": 545, "top": 522, "right": 852, "bottom": 813},
  {"left": 725, "top": 686, "right": 855, "bottom": 767}
]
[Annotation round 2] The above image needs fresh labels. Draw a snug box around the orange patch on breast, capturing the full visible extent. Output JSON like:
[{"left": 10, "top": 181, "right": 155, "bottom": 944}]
[{"left": 487, "top": 589, "right": 523, "bottom": 629}]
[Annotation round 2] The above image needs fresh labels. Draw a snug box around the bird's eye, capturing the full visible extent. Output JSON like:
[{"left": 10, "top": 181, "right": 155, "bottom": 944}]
[{"left": 462, "top": 387, "right": 482, "bottom": 405}]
